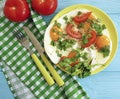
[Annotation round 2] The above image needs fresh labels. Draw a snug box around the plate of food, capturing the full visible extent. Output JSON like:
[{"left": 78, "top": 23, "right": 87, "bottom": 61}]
[{"left": 44, "top": 4, "right": 118, "bottom": 78}]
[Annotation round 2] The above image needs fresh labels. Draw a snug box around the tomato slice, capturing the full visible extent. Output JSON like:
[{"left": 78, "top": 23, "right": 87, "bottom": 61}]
[
  {"left": 73, "top": 12, "right": 92, "bottom": 23},
  {"left": 66, "top": 23, "right": 82, "bottom": 39},
  {"left": 70, "top": 60, "right": 79, "bottom": 67},
  {"left": 60, "top": 51, "right": 79, "bottom": 67},
  {"left": 67, "top": 51, "right": 77, "bottom": 58},
  {"left": 60, "top": 51, "right": 77, "bottom": 61},
  {"left": 82, "top": 30, "right": 97, "bottom": 48}
]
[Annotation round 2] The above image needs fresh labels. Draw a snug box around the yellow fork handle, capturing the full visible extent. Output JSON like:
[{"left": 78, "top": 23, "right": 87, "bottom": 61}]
[
  {"left": 31, "top": 53, "right": 54, "bottom": 86},
  {"left": 41, "top": 54, "right": 64, "bottom": 86}
]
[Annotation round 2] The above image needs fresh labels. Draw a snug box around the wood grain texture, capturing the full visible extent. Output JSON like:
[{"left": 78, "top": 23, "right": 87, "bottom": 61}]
[
  {"left": 78, "top": 71, "right": 120, "bottom": 99},
  {"left": 0, "top": 0, "right": 120, "bottom": 99}
]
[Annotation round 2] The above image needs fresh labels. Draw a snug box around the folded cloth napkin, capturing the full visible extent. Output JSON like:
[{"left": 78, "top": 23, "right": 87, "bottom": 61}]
[
  {"left": 0, "top": 61, "right": 36, "bottom": 99},
  {"left": 0, "top": 1, "right": 89, "bottom": 99}
]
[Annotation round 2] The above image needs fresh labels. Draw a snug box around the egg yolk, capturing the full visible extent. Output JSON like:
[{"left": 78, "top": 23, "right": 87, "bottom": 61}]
[
  {"left": 95, "top": 35, "right": 110, "bottom": 49},
  {"left": 50, "top": 26, "right": 62, "bottom": 41}
]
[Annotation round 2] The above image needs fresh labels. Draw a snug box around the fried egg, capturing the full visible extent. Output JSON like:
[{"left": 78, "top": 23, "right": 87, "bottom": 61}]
[{"left": 44, "top": 8, "right": 112, "bottom": 73}]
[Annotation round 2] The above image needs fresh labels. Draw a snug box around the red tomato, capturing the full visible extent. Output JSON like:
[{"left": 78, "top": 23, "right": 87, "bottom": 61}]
[
  {"left": 67, "top": 51, "right": 77, "bottom": 58},
  {"left": 66, "top": 23, "right": 82, "bottom": 39},
  {"left": 3, "top": 0, "right": 30, "bottom": 22},
  {"left": 82, "top": 30, "right": 97, "bottom": 48},
  {"left": 73, "top": 12, "right": 92, "bottom": 23},
  {"left": 60, "top": 51, "right": 77, "bottom": 61},
  {"left": 31, "top": 0, "right": 58, "bottom": 16},
  {"left": 70, "top": 61, "right": 79, "bottom": 67},
  {"left": 60, "top": 51, "right": 79, "bottom": 67}
]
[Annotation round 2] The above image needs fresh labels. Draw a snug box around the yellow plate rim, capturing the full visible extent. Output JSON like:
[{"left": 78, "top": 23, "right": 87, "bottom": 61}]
[{"left": 49, "top": 4, "right": 118, "bottom": 75}]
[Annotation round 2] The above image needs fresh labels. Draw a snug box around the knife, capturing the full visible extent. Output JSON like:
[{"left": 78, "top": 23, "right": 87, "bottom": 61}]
[{"left": 23, "top": 26, "right": 64, "bottom": 86}]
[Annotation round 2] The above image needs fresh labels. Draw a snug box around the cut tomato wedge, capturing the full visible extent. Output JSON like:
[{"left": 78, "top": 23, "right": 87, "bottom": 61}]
[
  {"left": 66, "top": 23, "right": 82, "bottom": 39},
  {"left": 70, "top": 60, "right": 79, "bottom": 67},
  {"left": 82, "top": 30, "right": 97, "bottom": 48},
  {"left": 67, "top": 51, "right": 77, "bottom": 58},
  {"left": 60, "top": 51, "right": 79, "bottom": 67},
  {"left": 73, "top": 12, "right": 92, "bottom": 23},
  {"left": 60, "top": 51, "right": 77, "bottom": 61}
]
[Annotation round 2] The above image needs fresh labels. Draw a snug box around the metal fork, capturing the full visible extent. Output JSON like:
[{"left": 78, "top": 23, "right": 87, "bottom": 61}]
[{"left": 14, "top": 28, "right": 54, "bottom": 86}]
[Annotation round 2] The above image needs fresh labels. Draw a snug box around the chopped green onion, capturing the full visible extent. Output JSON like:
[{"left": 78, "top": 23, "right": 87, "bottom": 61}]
[
  {"left": 50, "top": 41, "right": 55, "bottom": 46},
  {"left": 82, "top": 34, "right": 89, "bottom": 44},
  {"left": 56, "top": 50, "right": 62, "bottom": 57},
  {"left": 77, "top": 23, "right": 84, "bottom": 28},
  {"left": 81, "top": 52, "right": 88, "bottom": 60},
  {"left": 54, "top": 20, "right": 61, "bottom": 28},
  {"left": 91, "top": 19, "right": 106, "bottom": 36},
  {"left": 102, "top": 24, "right": 106, "bottom": 30},
  {"left": 54, "top": 39, "right": 76, "bottom": 51},
  {"left": 63, "top": 16, "right": 68, "bottom": 21},
  {"left": 77, "top": 11, "right": 82, "bottom": 15},
  {"left": 99, "top": 45, "right": 110, "bottom": 57}
]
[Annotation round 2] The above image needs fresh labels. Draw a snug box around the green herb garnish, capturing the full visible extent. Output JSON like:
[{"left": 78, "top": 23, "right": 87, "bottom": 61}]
[
  {"left": 77, "top": 23, "right": 84, "bottom": 28},
  {"left": 81, "top": 33, "right": 92, "bottom": 45},
  {"left": 91, "top": 19, "right": 106, "bottom": 36},
  {"left": 63, "top": 16, "right": 69, "bottom": 24},
  {"left": 54, "top": 20, "right": 61, "bottom": 28},
  {"left": 56, "top": 50, "right": 62, "bottom": 57},
  {"left": 99, "top": 45, "right": 110, "bottom": 57},
  {"left": 77, "top": 11, "right": 82, "bottom": 15},
  {"left": 59, "top": 50, "right": 91, "bottom": 78},
  {"left": 56, "top": 39, "right": 76, "bottom": 51},
  {"left": 50, "top": 40, "right": 55, "bottom": 46},
  {"left": 63, "top": 16, "right": 73, "bottom": 24}
]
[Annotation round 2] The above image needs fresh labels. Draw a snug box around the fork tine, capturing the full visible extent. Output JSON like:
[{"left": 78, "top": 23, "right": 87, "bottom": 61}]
[
  {"left": 13, "top": 28, "right": 25, "bottom": 40},
  {"left": 17, "top": 32, "right": 25, "bottom": 39}
]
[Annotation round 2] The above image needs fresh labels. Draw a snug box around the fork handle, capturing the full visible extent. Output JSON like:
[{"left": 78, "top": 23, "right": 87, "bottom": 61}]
[{"left": 31, "top": 53, "right": 54, "bottom": 86}]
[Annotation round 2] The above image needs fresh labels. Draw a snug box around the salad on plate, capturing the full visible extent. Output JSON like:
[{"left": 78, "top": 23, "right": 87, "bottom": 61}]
[{"left": 44, "top": 7, "right": 112, "bottom": 78}]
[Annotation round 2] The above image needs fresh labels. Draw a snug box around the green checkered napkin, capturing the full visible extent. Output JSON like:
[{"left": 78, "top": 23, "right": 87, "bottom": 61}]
[
  {"left": 0, "top": 61, "right": 36, "bottom": 99},
  {"left": 0, "top": 6, "right": 89, "bottom": 99}
]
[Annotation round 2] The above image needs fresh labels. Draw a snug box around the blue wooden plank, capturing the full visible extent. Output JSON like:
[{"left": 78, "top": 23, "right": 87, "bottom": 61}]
[
  {"left": 104, "top": 48, "right": 120, "bottom": 72},
  {"left": 56, "top": 0, "right": 120, "bottom": 14},
  {"left": 78, "top": 71, "right": 120, "bottom": 99},
  {"left": 103, "top": 14, "right": 120, "bottom": 71},
  {"left": 0, "top": 72, "right": 14, "bottom": 99}
]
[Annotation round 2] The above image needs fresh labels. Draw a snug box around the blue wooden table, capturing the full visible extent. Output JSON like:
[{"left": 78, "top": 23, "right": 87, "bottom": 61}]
[{"left": 0, "top": 0, "right": 120, "bottom": 99}]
